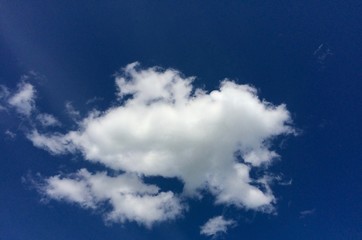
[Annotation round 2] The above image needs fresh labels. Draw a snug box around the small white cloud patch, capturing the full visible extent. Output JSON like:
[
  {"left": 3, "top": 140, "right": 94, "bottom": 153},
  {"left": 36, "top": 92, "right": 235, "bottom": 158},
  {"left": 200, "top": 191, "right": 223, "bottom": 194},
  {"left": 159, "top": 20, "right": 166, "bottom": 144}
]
[
  {"left": 65, "top": 102, "right": 80, "bottom": 121},
  {"left": 4, "top": 130, "right": 16, "bottom": 139},
  {"left": 0, "top": 85, "right": 10, "bottom": 99},
  {"left": 27, "top": 130, "right": 75, "bottom": 155},
  {"left": 24, "top": 63, "right": 294, "bottom": 228},
  {"left": 8, "top": 82, "right": 36, "bottom": 116},
  {"left": 200, "top": 216, "right": 236, "bottom": 237},
  {"left": 0, "top": 85, "right": 10, "bottom": 111},
  {"left": 299, "top": 208, "right": 316, "bottom": 218},
  {"left": 36, "top": 113, "right": 61, "bottom": 127}
]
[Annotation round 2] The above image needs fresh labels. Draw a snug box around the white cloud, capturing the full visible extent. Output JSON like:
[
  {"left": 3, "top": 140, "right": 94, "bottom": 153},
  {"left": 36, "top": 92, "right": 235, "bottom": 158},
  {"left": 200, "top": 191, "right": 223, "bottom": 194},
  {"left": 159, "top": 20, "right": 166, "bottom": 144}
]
[
  {"left": 4, "top": 130, "right": 16, "bottom": 139},
  {"left": 27, "top": 63, "right": 294, "bottom": 227},
  {"left": 86, "top": 96, "right": 103, "bottom": 105},
  {"left": 0, "top": 85, "right": 10, "bottom": 111},
  {"left": 8, "top": 82, "right": 36, "bottom": 116},
  {"left": 39, "top": 169, "right": 183, "bottom": 227},
  {"left": 27, "top": 130, "right": 76, "bottom": 155},
  {"left": 36, "top": 113, "right": 61, "bottom": 127},
  {"left": 65, "top": 102, "right": 80, "bottom": 121},
  {"left": 0, "top": 85, "right": 10, "bottom": 99},
  {"left": 299, "top": 208, "right": 316, "bottom": 218},
  {"left": 200, "top": 216, "right": 236, "bottom": 237}
]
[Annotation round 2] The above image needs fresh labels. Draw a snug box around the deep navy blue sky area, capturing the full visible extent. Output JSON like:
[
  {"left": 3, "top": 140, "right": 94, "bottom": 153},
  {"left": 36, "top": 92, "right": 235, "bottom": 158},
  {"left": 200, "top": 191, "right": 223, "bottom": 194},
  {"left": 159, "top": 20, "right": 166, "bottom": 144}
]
[{"left": 1, "top": 1, "right": 362, "bottom": 239}]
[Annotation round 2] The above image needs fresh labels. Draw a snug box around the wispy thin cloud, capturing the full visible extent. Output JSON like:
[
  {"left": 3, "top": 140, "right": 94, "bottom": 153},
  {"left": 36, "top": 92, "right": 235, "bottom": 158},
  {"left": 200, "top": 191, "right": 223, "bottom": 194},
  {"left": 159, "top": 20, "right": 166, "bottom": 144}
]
[
  {"left": 200, "top": 216, "right": 236, "bottom": 237},
  {"left": 36, "top": 113, "right": 61, "bottom": 127},
  {"left": 299, "top": 208, "right": 316, "bottom": 218},
  {"left": 65, "top": 102, "right": 81, "bottom": 121},
  {"left": 4, "top": 130, "right": 16, "bottom": 139},
  {"left": 8, "top": 82, "right": 36, "bottom": 117}
]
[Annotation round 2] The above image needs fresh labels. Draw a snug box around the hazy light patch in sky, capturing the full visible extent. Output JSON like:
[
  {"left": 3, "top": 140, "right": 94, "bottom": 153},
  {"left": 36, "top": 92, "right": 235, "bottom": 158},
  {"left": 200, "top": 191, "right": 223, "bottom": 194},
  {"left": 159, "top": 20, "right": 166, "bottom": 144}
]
[{"left": 19, "top": 63, "right": 293, "bottom": 230}]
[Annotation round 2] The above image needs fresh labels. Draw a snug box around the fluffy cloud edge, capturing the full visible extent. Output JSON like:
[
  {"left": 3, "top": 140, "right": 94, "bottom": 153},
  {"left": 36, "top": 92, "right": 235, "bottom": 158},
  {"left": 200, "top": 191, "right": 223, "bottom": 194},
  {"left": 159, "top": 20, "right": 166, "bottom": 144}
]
[{"left": 35, "top": 169, "right": 185, "bottom": 228}]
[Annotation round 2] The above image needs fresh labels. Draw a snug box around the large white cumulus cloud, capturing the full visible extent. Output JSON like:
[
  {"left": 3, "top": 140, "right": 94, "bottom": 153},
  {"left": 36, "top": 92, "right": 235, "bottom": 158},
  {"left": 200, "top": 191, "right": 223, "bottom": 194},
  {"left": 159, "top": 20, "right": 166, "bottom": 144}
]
[{"left": 28, "top": 62, "right": 294, "bottom": 227}]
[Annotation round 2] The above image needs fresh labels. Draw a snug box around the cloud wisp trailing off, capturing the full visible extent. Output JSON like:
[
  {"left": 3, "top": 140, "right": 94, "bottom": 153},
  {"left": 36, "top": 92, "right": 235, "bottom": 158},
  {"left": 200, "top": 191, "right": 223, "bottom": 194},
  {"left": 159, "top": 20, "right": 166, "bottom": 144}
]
[
  {"left": 21, "top": 63, "right": 293, "bottom": 229},
  {"left": 0, "top": 80, "right": 60, "bottom": 130}
]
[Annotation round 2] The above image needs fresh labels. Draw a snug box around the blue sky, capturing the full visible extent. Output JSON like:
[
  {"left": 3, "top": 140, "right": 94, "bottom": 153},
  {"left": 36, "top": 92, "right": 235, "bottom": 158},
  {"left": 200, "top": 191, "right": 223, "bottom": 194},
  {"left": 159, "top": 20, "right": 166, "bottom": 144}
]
[{"left": 1, "top": 1, "right": 362, "bottom": 239}]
